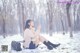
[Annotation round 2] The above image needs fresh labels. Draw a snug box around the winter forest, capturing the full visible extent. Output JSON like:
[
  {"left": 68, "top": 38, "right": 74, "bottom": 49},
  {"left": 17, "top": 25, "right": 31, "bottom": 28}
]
[
  {"left": 0, "top": 0, "right": 80, "bottom": 37},
  {"left": 0, "top": 0, "right": 80, "bottom": 53}
]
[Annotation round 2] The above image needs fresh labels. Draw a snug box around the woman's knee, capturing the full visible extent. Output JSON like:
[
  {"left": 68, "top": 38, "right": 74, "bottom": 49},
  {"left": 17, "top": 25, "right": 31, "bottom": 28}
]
[{"left": 39, "top": 36, "right": 47, "bottom": 42}]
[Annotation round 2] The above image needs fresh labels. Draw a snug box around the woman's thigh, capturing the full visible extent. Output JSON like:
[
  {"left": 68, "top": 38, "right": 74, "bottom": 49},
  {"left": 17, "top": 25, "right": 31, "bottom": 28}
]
[
  {"left": 39, "top": 35, "right": 47, "bottom": 42},
  {"left": 34, "top": 35, "right": 47, "bottom": 44}
]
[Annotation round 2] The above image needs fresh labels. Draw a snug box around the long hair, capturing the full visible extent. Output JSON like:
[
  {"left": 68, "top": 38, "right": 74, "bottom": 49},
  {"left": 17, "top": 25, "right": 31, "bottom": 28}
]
[{"left": 25, "top": 19, "right": 32, "bottom": 29}]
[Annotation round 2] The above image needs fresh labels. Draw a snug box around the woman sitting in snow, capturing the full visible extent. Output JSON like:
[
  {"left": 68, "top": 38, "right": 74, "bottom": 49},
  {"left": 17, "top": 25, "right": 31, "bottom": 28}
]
[{"left": 23, "top": 19, "right": 60, "bottom": 50}]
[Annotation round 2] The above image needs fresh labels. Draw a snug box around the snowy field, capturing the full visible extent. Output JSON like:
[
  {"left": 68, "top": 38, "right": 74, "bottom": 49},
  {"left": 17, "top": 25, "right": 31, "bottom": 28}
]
[{"left": 0, "top": 32, "right": 80, "bottom": 53}]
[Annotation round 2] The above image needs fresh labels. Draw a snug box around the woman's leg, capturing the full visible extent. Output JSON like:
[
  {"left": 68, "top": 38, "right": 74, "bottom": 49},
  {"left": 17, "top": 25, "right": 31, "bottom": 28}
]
[
  {"left": 34, "top": 34, "right": 60, "bottom": 50},
  {"left": 34, "top": 35, "right": 48, "bottom": 45},
  {"left": 33, "top": 35, "right": 53, "bottom": 50},
  {"left": 39, "top": 35, "right": 48, "bottom": 42},
  {"left": 38, "top": 35, "right": 60, "bottom": 49}
]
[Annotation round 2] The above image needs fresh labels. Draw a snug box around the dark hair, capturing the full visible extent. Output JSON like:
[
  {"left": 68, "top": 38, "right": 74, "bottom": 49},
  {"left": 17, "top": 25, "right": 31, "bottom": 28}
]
[{"left": 25, "top": 19, "right": 32, "bottom": 29}]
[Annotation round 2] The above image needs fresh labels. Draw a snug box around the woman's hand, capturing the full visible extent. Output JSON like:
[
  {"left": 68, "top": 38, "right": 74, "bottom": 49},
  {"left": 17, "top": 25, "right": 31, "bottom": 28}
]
[
  {"left": 31, "top": 27, "right": 35, "bottom": 34},
  {"left": 37, "top": 24, "right": 41, "bottom": 33},
  {"left": 38, "top": 24, "right": 41, "bottom": 30}
]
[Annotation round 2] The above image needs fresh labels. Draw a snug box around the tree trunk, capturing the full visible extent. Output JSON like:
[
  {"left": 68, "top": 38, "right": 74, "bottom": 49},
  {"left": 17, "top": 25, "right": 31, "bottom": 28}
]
[
  {"left": 47, "top": 0, "right": 53, "bottom": 36},
  {"left": 66, "top": 0, "right": 73, "bottom": 37}
]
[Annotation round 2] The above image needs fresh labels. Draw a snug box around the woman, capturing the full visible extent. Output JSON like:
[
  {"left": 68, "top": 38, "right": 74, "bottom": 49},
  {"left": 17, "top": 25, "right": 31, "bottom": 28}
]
[{"left": 23, "top": 19, "right": 60, "bottom": 50}]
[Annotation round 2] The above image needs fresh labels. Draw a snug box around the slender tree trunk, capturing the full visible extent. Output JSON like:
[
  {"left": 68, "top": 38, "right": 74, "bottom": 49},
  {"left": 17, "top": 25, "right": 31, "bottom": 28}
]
[
  {"left": 17, "top": 0, "right": 24, "bottom": 35},
  {"left": 2, "top": 0, "right": 6, "bottom": 38},
  {"left": 2, "top": 17, "right": 6, "bottom": 38},
  {"left": 61, "top": 19, "right": 65, "bottom": 35},
  {"left": 47, "top": 0, "right": 53, "bottom": 36},
  {"left": 66, "top": 0, "right": 73, "bottom": 37}
]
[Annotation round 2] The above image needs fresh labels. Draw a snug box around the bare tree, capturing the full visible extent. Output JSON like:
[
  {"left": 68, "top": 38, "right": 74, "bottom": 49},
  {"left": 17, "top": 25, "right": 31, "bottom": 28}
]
[
  {"left": 66, "top": 0, "right": 73, "bottom": 37},
  {"left": 47, "top": 0, "right": 53, "bottom": 36},
  {"left": 1, "top": 0, "right": 7, "bottom": 38}
]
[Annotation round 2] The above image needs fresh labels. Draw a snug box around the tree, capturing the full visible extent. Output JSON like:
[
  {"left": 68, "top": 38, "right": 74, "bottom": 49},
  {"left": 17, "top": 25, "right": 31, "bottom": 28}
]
[
  {"left": 66, "top": 0, "right": 73, "bottom": 37},
  {"left": 47, "top": 0, "right": 53, "bottom": 36}
]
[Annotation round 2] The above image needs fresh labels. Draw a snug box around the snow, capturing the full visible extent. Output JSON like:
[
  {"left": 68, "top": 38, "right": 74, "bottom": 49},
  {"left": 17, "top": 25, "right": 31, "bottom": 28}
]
[{"left": 0, "top": 32, "right": 80, "bottom": 53}]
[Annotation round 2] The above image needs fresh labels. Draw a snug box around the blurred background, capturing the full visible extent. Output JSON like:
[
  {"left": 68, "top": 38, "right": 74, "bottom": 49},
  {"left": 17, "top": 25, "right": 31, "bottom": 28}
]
[{"left": 0, "top": 0, "right": 80, "bottom": 38}]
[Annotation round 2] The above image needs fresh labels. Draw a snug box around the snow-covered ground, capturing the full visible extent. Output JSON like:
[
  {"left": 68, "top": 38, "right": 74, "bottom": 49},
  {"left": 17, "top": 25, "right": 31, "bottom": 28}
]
[{"left": 0, "top": 32, "right": 80, "bottom": 53}]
